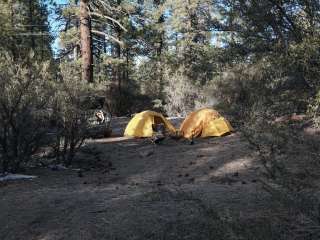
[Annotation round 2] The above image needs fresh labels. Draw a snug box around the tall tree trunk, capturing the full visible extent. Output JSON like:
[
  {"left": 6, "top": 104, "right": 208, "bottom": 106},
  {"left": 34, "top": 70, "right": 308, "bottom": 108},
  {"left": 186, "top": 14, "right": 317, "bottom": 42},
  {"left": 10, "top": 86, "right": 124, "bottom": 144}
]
[
  {"left": 116, "top": 32, "right": 121, "bottom": 94},
  {"left": 111, "top": 26, "right": 122, "bottom": 97},
  {"left": 10, "top": 0, "right": 16, "bottom": 60},
  {"left": 80, "top": 0, "right": 93, "bottom": 83},
  {"left": 154, "top": 0, "right": 165, "bottom": 98},
  {"left": 28, "top": 0, "right": 35, "bottom": 49}
]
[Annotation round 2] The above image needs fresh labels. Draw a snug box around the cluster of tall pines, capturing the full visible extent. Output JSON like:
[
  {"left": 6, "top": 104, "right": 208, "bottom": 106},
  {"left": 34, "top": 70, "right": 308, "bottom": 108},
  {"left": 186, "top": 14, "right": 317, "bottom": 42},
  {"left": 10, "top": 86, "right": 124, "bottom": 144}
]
[
  {"left": 57, "top": 0, "right": 320, "bottom": 117},
  {"left": 1, "top": 0, "right": 319, "bottom": 117}
]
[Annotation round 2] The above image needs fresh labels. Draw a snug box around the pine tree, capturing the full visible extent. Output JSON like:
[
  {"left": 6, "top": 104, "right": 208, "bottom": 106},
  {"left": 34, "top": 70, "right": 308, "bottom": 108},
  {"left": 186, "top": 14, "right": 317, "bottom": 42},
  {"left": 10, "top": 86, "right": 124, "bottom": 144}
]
[
  {"left": 79, "top": 0, "right": 93, "bottom": 83},
  {"left": 0, "top": 0, "right": 53, "bottom": 60}
]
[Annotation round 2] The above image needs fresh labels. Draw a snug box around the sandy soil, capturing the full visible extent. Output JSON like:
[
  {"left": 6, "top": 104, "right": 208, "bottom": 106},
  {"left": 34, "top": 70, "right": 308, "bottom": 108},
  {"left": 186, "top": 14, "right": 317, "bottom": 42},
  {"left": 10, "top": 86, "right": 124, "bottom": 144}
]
[{"left": 0, "top": 118, "right": 271, "bottom": 240}]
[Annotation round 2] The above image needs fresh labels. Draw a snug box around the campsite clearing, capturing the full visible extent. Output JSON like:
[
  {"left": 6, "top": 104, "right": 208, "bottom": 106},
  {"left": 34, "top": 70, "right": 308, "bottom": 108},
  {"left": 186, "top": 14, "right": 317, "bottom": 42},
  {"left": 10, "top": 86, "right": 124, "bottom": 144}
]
[{"left": 0, "top": 117, "right": 270, "bottom": 240}]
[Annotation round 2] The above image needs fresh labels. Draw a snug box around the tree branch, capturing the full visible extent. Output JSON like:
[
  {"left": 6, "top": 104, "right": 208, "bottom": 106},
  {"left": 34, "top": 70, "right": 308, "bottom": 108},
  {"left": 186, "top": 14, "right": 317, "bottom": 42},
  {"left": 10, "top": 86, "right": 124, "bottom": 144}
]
[
  {"left": 89, "top": 12, "right": 127, "bottom": 32},
  {"left": 267, "top": 0, "right": 301, "bottom": 40},
  {"left": 91, "top": 30, "right": 124, "bottom": 46}
]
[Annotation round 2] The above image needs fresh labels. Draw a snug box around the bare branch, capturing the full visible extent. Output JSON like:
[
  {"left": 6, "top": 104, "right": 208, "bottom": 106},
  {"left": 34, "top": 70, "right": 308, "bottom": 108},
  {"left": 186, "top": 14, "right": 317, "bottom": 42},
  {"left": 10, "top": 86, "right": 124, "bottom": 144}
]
[
  {"left": 91, "top": 30, "right": 124, "bottom": 46},
  {"left": 89, "top": 12, "right": 127, "bottom": 32}
]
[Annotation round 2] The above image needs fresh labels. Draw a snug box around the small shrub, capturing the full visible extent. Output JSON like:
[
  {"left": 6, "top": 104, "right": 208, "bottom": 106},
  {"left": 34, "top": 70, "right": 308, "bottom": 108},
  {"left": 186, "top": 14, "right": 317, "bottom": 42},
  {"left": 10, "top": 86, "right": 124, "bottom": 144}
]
[
  {"left": 163, "top": 66, "right": 211, "bottom": 116},
  {"left": 240, "top": 107, "right": 320, "bottom": 239},
  {"left": 52, "top": 62, "right": 92, "bottom": 166}
]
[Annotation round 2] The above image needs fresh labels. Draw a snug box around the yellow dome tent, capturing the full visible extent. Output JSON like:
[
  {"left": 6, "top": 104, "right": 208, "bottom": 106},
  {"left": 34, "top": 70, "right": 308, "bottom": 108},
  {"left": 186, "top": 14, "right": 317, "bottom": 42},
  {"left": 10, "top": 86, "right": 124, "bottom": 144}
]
[
  {"left": 124, "top": 111, "right": 176, "bottom": 137},
  {"left": 180, "top": 108, "right": 234, "bottom": 139}
]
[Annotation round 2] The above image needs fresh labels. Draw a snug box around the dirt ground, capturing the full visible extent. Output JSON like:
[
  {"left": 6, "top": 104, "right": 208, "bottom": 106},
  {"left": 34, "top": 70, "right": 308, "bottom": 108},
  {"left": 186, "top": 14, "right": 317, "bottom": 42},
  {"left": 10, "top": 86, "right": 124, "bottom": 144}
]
[{"left": 0, "top": 118, "right": 272, "bottom": 240}]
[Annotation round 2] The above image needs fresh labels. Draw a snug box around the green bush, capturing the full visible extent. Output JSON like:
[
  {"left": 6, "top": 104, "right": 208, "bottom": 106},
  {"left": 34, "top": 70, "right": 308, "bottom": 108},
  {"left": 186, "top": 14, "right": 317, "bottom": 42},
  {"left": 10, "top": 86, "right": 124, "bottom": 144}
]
[
  {"left": 52, "top": 62, "right": 92, "bottom": 166},
  {"left": 0, "top": 52, "right": 54, "bottom": 172}
]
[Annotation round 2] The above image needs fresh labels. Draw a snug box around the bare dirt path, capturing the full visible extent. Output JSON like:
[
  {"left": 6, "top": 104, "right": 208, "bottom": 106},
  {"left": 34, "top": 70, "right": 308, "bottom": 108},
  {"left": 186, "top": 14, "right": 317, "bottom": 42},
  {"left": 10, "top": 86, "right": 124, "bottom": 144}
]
[{"left": 0, "top": 118, "right": 270, "bottom": 240}]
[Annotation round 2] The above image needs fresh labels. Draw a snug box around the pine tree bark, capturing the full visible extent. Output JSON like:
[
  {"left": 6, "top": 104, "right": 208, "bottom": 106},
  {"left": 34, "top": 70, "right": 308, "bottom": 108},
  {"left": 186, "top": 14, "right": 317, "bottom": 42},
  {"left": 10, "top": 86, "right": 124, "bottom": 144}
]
[
  {"left": 80, "top": 0, "right": 93, "bottom": 83},
  {"left": 154, "top": 0, "right": 165, "bottom": 98},
  {"left": 28, "top": 0, "right": 35, "bottom": 49}
]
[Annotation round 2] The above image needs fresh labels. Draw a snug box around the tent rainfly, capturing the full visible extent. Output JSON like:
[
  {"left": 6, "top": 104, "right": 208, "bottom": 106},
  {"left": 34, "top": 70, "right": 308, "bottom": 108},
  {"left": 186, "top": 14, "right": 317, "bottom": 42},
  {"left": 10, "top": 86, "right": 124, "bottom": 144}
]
[
  {"left": 180, "top": 108, "right": 234, "bottom": 139},
  {"left": 124, "top": 111, "right": 176, "bottom": 137}
]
